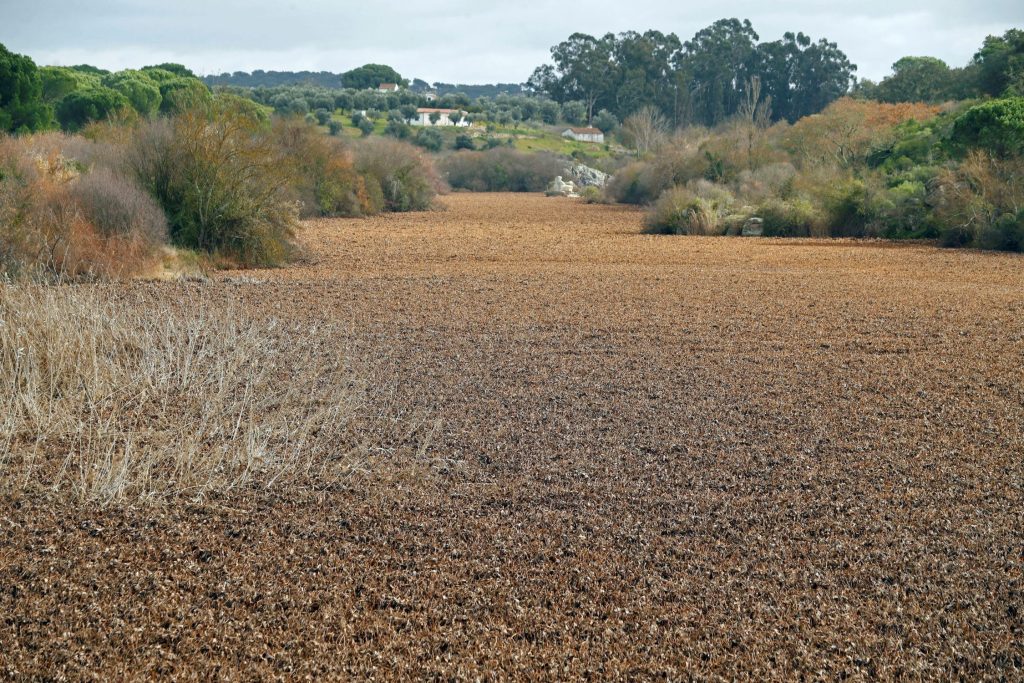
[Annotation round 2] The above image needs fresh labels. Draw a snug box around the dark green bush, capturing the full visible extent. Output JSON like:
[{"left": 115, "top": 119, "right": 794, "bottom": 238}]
[
  {"left": 56, "top": 88, "right": 130, "bottom": 131},
  {"left": 951, "top": 98, "right": 1024, "bottom": 158},
  {"left": 414, "top": 128, "right": 443, "bottom": 152},
  {"left": 131, "top": 104, "right": 298, "bottom": 266},
  {"left": 977, "top": 210, "right": 1024, "bottom": 251},
  {"left": 441, "top": 148, "right": 562, "bottom": 192},
  {"left": 314, "top": 108, "right": 332, "bottom": 125},
  {"left": 384, "top": 120, "right": 411, "bottom": 139}
]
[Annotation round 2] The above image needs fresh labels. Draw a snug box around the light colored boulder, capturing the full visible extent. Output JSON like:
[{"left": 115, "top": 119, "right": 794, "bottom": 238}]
[{"left": 546, "top": 175, "right": 577, "bottom": 197}]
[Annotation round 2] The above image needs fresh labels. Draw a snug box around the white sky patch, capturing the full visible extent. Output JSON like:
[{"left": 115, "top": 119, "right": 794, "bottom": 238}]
[{"left": 3, "top": 0, "right": 1022, "bottom": 83}]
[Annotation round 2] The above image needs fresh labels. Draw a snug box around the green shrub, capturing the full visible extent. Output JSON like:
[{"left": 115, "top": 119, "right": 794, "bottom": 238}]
[
  {"left": 871, "top": 180, "right": 932, "bottom": 238},
  {"left": 414, "top": 128, "right": 443, "bottom": 152},
  {"left": 758, "top": 197, "right": 823, "bottom": 237},
  {"left": 131, "top": 105, "right": 298, "bottom": 266},
  {"left": 939, "top": 225, "right": 975, "bottom": 248},
  {"left": 645, "top": 184, "right": 732, "bottom": 235},
  {"left": 0, "top": 43, "right": 54, "bottom": 133},
  {"left": 821, "top": 178, "right": 872, "bottom": 237},
  {"left": 272, "top": 118, "right": 373, "bottom": 218},
  {"left": 580, "top": 185, "right": 605, "bottom": 203},
  {"left": 454, "top": 133, "right": 475, "bottom": 150},
  {"left": 314, "top": 108, "right": 332, "bottom": 126},
  {"left": 56, "top": 88, "right": 130, "bottom": 131},
  {"left": 101, "top": 70, "right": 163, "bottom": 117},
  {"left": 951, "top": 98, "right": 1024, "bottom": 158},
  {"left": 976, "top": 210, "right": 1024, "bottom": 251},
  {"left": 441, "top": 147, "right": 563, "bottom": 192},
  {"left": 354, "top": 137, "right": 443, "bottom": 212},
  {"left": 384, "top": 120, "right": 411, "bottom": 139}
]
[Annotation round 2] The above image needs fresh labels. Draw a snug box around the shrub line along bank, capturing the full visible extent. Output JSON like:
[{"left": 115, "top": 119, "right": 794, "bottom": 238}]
[
  {"left": 606, "top": 97, "right": 1024, "bottom": 252},
  {"left": 1, "top": 96, "right": 443, "bottom": 279}
]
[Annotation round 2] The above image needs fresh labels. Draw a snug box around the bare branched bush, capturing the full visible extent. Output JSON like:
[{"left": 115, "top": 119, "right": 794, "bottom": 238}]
[
  {"left": 272, "top": 118, "right": 375, "bottom": 218},
  {"left": 931, "top": 151, "right": 1024, "bottom": 250},
  {"left": 0, "top": 135, "right": 162, "bottom": 279},
  {"left": 0, "top": 285, "right": 361, "bottom": 503},
  {"left": 734, "top": 162, "right": 797, "bottom": 204},
  {"left": 68, "top": 166, "right": 167, "bottom": 243},
  {"left": 605, "top": 131, "right": 712, "bottom": 205},
  {"left": 620, "top": 106, "right": 669, "bottom": 157}
]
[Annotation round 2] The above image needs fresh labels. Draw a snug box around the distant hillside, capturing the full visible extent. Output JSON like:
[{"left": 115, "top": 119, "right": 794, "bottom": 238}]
[
  {"left": 203, "top": 71, "right": 524, "bottom": 96},
  {"left": 203, "top": 71, "right": 345, "bottom": 88},
  {"left": 431, "top": 83, "right": 525, "bottom": 98}
]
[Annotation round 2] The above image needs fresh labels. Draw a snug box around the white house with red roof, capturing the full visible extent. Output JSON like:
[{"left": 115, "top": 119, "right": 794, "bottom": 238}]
[
  {"left": 410, "top": 108, "right": 470, "bottom": 127},
  {"left": 562, "top": 127, "right": 605, "bottom": 143}
]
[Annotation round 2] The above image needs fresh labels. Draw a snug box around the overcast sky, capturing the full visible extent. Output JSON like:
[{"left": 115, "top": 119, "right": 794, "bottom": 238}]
[{"left": 3, "top": 1, "right": 1021, "bottom": 84}]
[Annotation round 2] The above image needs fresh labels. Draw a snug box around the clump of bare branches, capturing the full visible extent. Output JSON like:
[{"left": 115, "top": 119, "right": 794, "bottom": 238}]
[
  {"left": 619, "top": 106, "right": 670, "bottom": 158},
  {"left": 0, "top": 284, "right": 362, "bottom": 503}
]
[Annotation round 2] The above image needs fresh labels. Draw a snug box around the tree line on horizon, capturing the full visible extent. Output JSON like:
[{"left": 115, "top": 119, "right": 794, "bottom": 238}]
[
  {"left": 528, "top": 22, "right": 1024, "bottom": 128},
  {"left": 204, "top": 71, "right": 525, "bottom": 99},
  {"left": 2, "top": 24, "right": 1022, "bottom": 137}
]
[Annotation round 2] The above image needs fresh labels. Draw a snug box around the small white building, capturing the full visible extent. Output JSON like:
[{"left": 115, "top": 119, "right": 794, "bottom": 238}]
[
  {"left": 422, "top": 91, "right": 438, "bottom": 102},
  {"left": 377, "top": 83, "right": 400, "bottom": 93},
  {"left": 410, "top": 108, "right": 470, "bottom": 127},
  {"left": 562, "top": 127, "right": 605, "bottom": 144}
]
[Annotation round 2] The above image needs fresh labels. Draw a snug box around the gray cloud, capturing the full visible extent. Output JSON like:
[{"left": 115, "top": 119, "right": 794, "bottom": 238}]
[{"left": 2, "top": 0, "right": 1022, "bottom": 83}]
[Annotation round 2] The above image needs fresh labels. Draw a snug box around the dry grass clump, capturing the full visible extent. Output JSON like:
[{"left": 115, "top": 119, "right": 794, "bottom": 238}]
[
  {"left": 0, "top": 284, "right": 360, "bottom": 503},
  {"left": 645, "top": 183, "right": 734, "bottom": 235},
  {"left": 643, "top": 185, "right": 724, "bottom": 236}
]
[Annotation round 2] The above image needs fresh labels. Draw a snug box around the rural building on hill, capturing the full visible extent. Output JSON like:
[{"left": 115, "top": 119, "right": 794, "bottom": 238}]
[
  {"left": 410, "top": 108, "right": 470, "bottom": 127},
  {"left": 562, "top": 127, "right": 605, "bottom": 143},
  {"left": 377, "top": 83, "right": 400, "bottom": 92}
]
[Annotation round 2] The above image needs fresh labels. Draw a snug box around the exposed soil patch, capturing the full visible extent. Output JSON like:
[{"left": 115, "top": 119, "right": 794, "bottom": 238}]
[{"left": 2, "top": 193, "right": 1022, "bottom": 679}]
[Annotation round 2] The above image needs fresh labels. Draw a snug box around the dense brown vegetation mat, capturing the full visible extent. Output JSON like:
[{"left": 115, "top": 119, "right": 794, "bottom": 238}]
[{"left": 3, "top": 194, "right": 1023, "bottom": 679}]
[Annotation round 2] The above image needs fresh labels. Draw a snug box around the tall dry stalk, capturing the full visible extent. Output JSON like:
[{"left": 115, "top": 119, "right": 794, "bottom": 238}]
[{"left": 0, "top": 284, "right": 361, "bottom": 503}]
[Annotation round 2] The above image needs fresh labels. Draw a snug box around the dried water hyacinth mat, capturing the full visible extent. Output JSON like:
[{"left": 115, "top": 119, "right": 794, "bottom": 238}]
[{"left": 2, "top": 193, "right": 1023, "bottom": 679}]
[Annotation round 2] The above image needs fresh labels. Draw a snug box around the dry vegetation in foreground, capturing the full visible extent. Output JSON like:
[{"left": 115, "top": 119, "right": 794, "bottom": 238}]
[
  {"left": 2, "top": 194, "right": 1022, "bottom": 679},
  {"left": 0, "top": 284, "right": 362, "bottom": 503}
]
